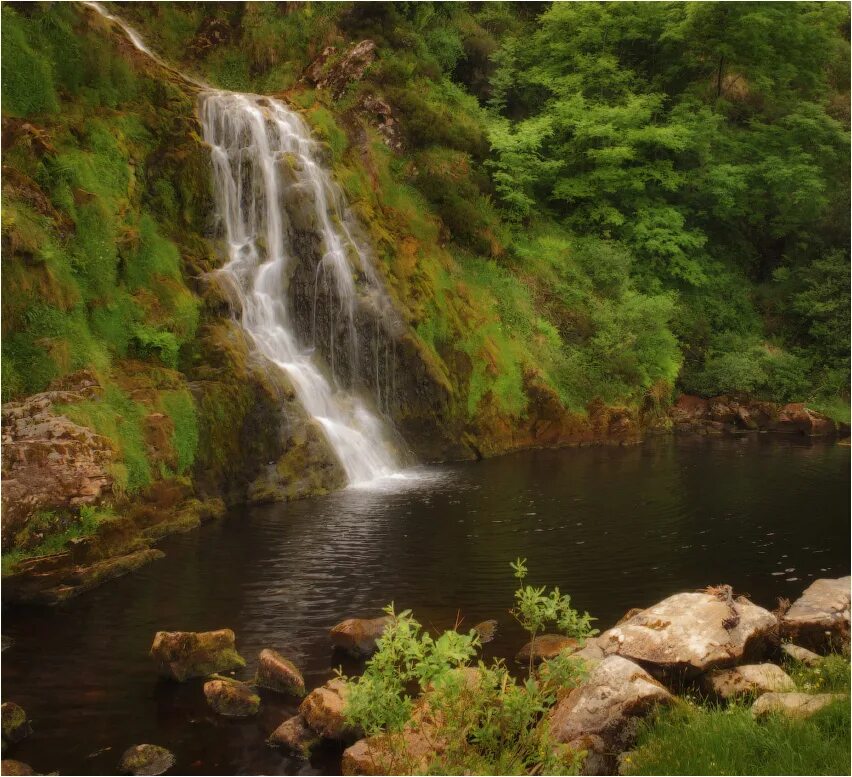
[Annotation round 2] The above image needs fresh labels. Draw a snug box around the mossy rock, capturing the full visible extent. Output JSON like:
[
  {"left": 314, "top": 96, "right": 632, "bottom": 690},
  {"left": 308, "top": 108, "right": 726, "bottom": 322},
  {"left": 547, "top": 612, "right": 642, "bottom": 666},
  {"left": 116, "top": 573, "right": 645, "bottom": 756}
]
[
  {"left": 118, "top": 744, "right": 175, "bottom": 776},
  {"left": 149, "top": 629, "right": 246, "bottom": 682},
  {"left": 1, "top": 702, "right": 32, "bottom": 745},
  {"left": 203, "top": 676, "right": 260, "bottom": 718}
]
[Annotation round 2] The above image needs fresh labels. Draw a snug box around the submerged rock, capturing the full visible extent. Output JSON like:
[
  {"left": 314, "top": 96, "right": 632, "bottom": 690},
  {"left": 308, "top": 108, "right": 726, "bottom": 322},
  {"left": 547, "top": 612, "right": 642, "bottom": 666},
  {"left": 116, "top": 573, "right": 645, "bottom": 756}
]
[
  {"left": 118, "top": 744, "right": 175, "bottom": 775},
  {"left": 781, "top": 643, "right": 822, "bottom": 666},
  {"left": 203, "top": 676, "right": 260, "bottom": 718},
  {"left": 549, "top": 655, "right": 673, "bottom": 773},
  {"left": 751, "top": 692, "right": 846, "bottom": 720},
  {"left": 516, "top": 635, "right": 579, "bottom": 664},
  {"left": 1, "top": 702, "right": 32, "bottom": 745},
  {"left": 149, "top": 629, "right": 245, "bottom": 682},
  {"left": 0, "top": 761, "right": 36, "bottom": 776},
  {"left": 701, "top": 663, "right": 795, "bottom": 699},
  {"left": 330, "top": 616, "right": 392, "bottom": 656},
  {"left": 472, "top": 619, "right": 498, "bottom": 645},
  {"left": 267, "top": 714, "right": 319, "bottom": 758},
  {"left": 781, "top": 577, "right": 851, "bottom": 652},
  {"left": 596, "top": 589, "right": 777, "bottom": 678},
  {"left": 255, "top": 649, "right": 305, "bottom": 696},
  {"left": 299, "top": 678, "right": 356, "bottom": 740}
]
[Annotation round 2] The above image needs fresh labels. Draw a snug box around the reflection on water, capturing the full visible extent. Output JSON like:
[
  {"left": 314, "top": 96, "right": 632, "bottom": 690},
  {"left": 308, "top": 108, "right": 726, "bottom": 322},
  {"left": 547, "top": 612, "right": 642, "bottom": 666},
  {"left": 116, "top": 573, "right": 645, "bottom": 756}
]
[{"left": 2, "top": 436, "right": 849, "bottom": 775}]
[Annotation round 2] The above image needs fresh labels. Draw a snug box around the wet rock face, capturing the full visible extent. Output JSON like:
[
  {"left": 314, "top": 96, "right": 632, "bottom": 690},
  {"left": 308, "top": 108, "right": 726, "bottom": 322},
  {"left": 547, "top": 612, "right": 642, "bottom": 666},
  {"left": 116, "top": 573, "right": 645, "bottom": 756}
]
[
  {"left": 0, "top": 761, "right": 37, "bottom": 776},
  {"left": 267, "top": 714, "right": 319, "bottom": 758},
  {"left": 1, "top": 702, "right": 32, "bottom": 745},
  {"left": 149, "top": 629, "right": 246, "bottom": 682},
  {"left": 299, "top": 678, "right": 357, "bottom": 741},
  {"left": 118, "top": 744, "right": 175, "bottom": 775},
  {"left": 701, "top": 663, "right": 795, "bottom": 700},
  {"left": 330, "top": 616, "right": 392, "bottom": 657},
  {"left": 304, "top": 40, "right": 377, "bottom": 99},
  {"left": 203, "top": 677, "right": 260, "bottom": 718},
  {"left": 596, "top": 589, "right": 778, "bottom": 679},
  {"left": 516, "top": 635, "right": 580, "bottom": 665},
  {"left": 751, "top": 692, "right": 846, "bottom": 720},
  {"left": 255, "top": 649, "right": 305, "bottom": 696},
  {"left": 549, "top": 655, "right": 673, "bottom": 773},
  {"left": 781, "top": 576, "right": 851, "bottom": 652},
  {"left": 1, "top": 373, "right": 113, "bottom": 549}
]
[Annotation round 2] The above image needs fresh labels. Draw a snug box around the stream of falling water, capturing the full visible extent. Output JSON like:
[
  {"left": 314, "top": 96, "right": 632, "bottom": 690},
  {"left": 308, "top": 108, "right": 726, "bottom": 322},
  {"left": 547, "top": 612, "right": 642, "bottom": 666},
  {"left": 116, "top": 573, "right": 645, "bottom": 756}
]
[{"left": 86, "top": 2, "right": 404, "bottom": 485}]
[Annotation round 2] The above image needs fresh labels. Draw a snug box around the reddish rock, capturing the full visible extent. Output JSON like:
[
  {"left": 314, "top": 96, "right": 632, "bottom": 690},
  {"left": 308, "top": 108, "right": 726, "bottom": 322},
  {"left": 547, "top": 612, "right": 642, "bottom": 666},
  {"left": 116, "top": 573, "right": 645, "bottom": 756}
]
[
  {"left": 255, "top": 648, "right": 305, "bottom": 696},
  {"left": 516, "top": 635, "right": 580, "bottom": 664},
  {"left": 150, "top": 629, "right": 245, "bottom": 681},
  {"left": 330, "top": 616, "right": 392, "bottom": 656},
  {"left": 203, "top": 677, "right": 260, "bottom": 717},
  {"left": 670, "top": 394, "right": 709, "bottom": 424},
  {"left": 776, "top": 403, "right": 835, "bottom": 436},
  {"left": 299, "top": 678, "right": 356, "bottom": 740},
  {"left": 267, "top": 714, "right": 319, "bottom": 758}
]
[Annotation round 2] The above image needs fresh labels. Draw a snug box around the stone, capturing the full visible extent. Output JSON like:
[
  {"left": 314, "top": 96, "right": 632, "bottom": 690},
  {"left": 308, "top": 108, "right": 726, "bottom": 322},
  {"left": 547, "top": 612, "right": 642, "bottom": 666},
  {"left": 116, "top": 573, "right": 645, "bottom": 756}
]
[
  {"left": 751, "top": 692, "right": 846, "bottom": 720},
  {"left": 1, "top": 702, "right": 32, "bottom": 745},
  {"left": 0, "top": 761, "right": 36, "bottom": 776},
  {"left": 305, "top": 40, "right": 377, "bottom": 99},
  {"left": 118, "top": 744, "right": 175, "bottom": 775},
  {"left": 701, "top": 663, "right": 795, "bottom": 699},
  {"left": 149, "top": 629, "right": 245, "bottom": 682},
  {"left": 203, "top": 676, "right": 260, "bottom": 718},
  {"left": 781, "top": 577, "right": 851, "bottom": 652},
  {"left": 343, "top": 727, "right": 437, "bottom": 776},
  {"left": 782, "top": 643, "right": 822, "bottom": 666},
  {"left": 1, "top": 376, "right": 113, "bottom": 550},
  {"left": 267, "top": 714, "right": 319, "bottom": 758},
  {"left": 596, "top": 589, "right": 778, "bottom": 677},
  {"left": 299, "top": 678, "right": 356, "bottom": 740},
  {"left": 516, "top": 635, "right": 580, "bottom": 664},
  {"left": 549, "top": 656, "right": 673, "bottom": 771},
  {"left": 255, "top": 648, "right": 305, "bottom": 696},
  {"left": 471, "top": 619, "right": 498, "bottom": 645},
  {"left": 330, "top": 616, "right": 392, "bottom": 656},
  {"left": 775, "top": 403, "right": 835, "bottom": 436}
]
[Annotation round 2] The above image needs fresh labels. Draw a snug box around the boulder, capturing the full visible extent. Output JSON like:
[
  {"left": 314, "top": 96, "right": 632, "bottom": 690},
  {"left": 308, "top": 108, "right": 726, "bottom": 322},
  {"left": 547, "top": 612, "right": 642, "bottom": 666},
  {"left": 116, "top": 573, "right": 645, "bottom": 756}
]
[
  {"left": 330, "top": 616, "right": 392, "bottom": 657},
  {"left": 0, "top": 761, "right": 36, "bottom": 776},
  {"left": 596, "top": 589, "right": 778, "bottom": 678},
  {"left": 118, "top": 744, "right": 175, "bottom": 775},
  {"left": 775, "top": 403, "right": 835, "bottom": 436},
  {"left": 751, "top": 692, "right": 846, "bottom": 720},
  {"left": 781, "top": 577, "right": 851, "bottom": 652},
  {"left": 549, "top": 656, "right": 673, "bottom": 772},
  {"left": 149, "top": 629, "right": 245, "bottom": 681},
  {"left": 203, "top": 677, "right": 260, "bottom": 718},
  {"left": 299, "top": 678, "right": 356, "bottom": 740},
  {"left": 701, "top": 663, "right": 795, "bottom": 699},
  {"left": 255, "top": 649, "right": 305, "bottom": 696},
  {"left": 343, "top": 727, "right": 437, "bottom": 776},
  {"left": 471, "top": 619, "right": 498, "bottom": 645},
  {"left": 516, "top": 635, "right": 580, "bottom": 664},
  {"left": 267, "top": 714, "right": 319, "bottom": 758},
  {"left": 1, "top": 702, "right": 32, "bottom": 745},
  {"left": 782, "top": 643, "right": 822, "bottom": 667}
]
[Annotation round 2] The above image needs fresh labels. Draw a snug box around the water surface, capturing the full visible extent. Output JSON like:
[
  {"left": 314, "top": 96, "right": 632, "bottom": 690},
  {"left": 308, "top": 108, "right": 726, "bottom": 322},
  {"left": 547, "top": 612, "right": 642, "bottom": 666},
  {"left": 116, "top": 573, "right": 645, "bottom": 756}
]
[{"left": 2, "top": 437, "right": 849, "bottom": 775}]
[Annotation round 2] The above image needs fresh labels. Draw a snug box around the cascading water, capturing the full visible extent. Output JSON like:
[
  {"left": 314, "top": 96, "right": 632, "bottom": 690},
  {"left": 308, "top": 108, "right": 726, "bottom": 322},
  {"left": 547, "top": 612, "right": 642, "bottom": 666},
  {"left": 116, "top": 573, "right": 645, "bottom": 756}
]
[
  {"left": 85, "top": 2, "right": 405, "bottom": 485},
  {"left": 200, "top": 92, "right": 402, "bottom": 484}
]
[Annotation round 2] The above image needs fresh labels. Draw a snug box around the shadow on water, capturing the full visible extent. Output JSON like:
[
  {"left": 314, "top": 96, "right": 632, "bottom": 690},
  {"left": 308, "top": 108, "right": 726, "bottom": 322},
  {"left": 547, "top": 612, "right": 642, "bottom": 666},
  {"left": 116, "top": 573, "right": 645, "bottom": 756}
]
[{"left": 2, "top": 436, "right": 849, "bottom": 774}]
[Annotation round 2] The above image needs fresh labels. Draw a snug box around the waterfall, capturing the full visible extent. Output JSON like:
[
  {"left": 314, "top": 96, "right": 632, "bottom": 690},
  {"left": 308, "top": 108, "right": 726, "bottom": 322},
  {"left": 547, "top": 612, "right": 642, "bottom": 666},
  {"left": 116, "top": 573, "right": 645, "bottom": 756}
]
[
  {"left": 85, "top": 3, "right": 404, "bottom": 486},
  {"left": 200, "top": 93, "right": 402, "bottom": 485}
]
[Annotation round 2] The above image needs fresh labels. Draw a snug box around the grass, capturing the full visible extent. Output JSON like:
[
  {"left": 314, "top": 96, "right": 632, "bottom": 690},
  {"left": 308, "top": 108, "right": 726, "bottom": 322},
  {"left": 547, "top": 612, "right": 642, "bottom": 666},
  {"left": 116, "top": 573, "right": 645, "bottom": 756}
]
[{"left": 625, "top": 655, "right": 851, "bottom": 776}]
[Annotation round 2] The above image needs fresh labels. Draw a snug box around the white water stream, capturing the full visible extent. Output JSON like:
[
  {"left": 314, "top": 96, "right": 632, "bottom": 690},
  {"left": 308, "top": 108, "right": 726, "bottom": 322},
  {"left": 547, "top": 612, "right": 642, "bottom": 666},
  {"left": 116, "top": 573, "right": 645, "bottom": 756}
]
[{"left": 86, "top": 3, "right": 404, "bottom": 485}]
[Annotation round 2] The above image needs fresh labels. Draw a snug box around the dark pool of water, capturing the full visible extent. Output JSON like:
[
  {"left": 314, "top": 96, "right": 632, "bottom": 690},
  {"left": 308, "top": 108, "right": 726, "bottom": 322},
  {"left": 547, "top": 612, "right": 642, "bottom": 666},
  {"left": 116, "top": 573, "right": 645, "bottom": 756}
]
[{"left": 2, "top": 436, "right": 849, "bottom": 775}]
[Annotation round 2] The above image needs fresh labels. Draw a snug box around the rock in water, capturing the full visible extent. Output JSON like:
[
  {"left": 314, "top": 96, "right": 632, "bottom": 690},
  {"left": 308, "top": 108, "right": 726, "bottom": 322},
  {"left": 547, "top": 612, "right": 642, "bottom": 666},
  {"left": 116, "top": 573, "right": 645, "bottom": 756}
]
[
  {"left": 751, "top": 692, "right": 846, "bottom": 720},
  {"left": 149, "top": 629, "right": 245, "bottom": 681},
  {"left": 516, "top": 634, "right": 579, "bottom": 664},
  {"left": 0, "top": 761, "right": 36, "bottom": 776},
  {"left": 596, "top": 590, "right": 777, "bottom": 678},
  {"left": 549, "top": 655, "right": 673, "bottom": 773},
  {"left": 299, "top": 678, "right": 356, "bottom": 740},
  {"left": 1, "top": 702, "right": 32, "bottom": 745},
  {"left": 781, "top": 643, "right": 822, "bottom": 666},
  {"left": 255, "top": 649, "right": 305, "bottom": 696},
  {"left": 330, "top": 616, "right": 392, "bottom": 656},
  {"left": 118, "top": 744, "right": 175, "bottom": 775},
  {"left": 781, "top": 577, "right": 851, "bottom": 652},
  {"left": 267, "top": 714, "right": 319, "bottom": 758},
  {"left": 472, "top": 619, "right": 498, "bottom": 645},
  {"left": 203, "top": 677, "right": 260, "bottom": 718},
  {"left": 701, "top": 664, "right": 795, "bottom": 699}
]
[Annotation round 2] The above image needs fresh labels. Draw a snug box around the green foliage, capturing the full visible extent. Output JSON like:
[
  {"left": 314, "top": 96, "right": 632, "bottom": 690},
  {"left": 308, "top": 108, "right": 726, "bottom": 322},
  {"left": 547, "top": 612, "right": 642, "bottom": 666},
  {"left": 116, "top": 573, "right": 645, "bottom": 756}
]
[
  {"left": 1, "top": 5, "right": 59, "bottom": 116},
  {"left": 161, "top": 389, "right": 199, "bottom": 475},
  {"left": 785, "top": 653, "right": 851, "bottom": 695}
]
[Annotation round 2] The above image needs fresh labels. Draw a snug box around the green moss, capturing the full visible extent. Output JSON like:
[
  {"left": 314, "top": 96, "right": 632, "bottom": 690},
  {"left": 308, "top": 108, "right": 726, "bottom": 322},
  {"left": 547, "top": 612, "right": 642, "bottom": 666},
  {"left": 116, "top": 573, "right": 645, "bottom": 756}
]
[{"left": 161, "top": 389, "right": 199, "bottom": 475}]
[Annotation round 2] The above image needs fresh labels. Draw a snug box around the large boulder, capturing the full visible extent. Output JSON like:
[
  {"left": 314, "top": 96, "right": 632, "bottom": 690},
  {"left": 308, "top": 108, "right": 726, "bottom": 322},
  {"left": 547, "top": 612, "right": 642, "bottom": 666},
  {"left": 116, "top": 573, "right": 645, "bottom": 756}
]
[
  {"left": 775, "top": 403, "right": 835, "bottom": 436},
  {"left": 255, "top": 649, "right": 305, "bottom": 696},
  {"left": 330, "top": 616, "right": 392, "bottom": 657},
  {"left": 299, "top": 678, "right": 357, "bottom": 740},
  {"left": 751, "top": 692, "right": 846, "bottom": 720},
  {"left": 343, "top": 726, "right": 438, "bottom": 776},
  {"left": 203, "top": 677, "right": 260, "bottom": 718},
  {"left": 516, "top": 635, "right": 579, "bottom": 664},
  {"left": 267, "top": 714, "right": 319, "bottom": 758},
  {"left": 118, "top": 744, "right": 175, "bottom": 775},
  {"left": 549, "top": 656, "right": 673, "bottom": 773},
  {"left": 701, "top": 663, "right": 795, "bottom": 700},
  {"left": 596, "top": 589, "right": 778, "bottom": 678},
  {"left": 1, "top": 702, "right": 32, "bottom": 745},
  {"left": 149, "top": 629, "right": 245, "bottom": 681},
  {"left": 781, "top": 577, "right": 851, "bottom": 652}
]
